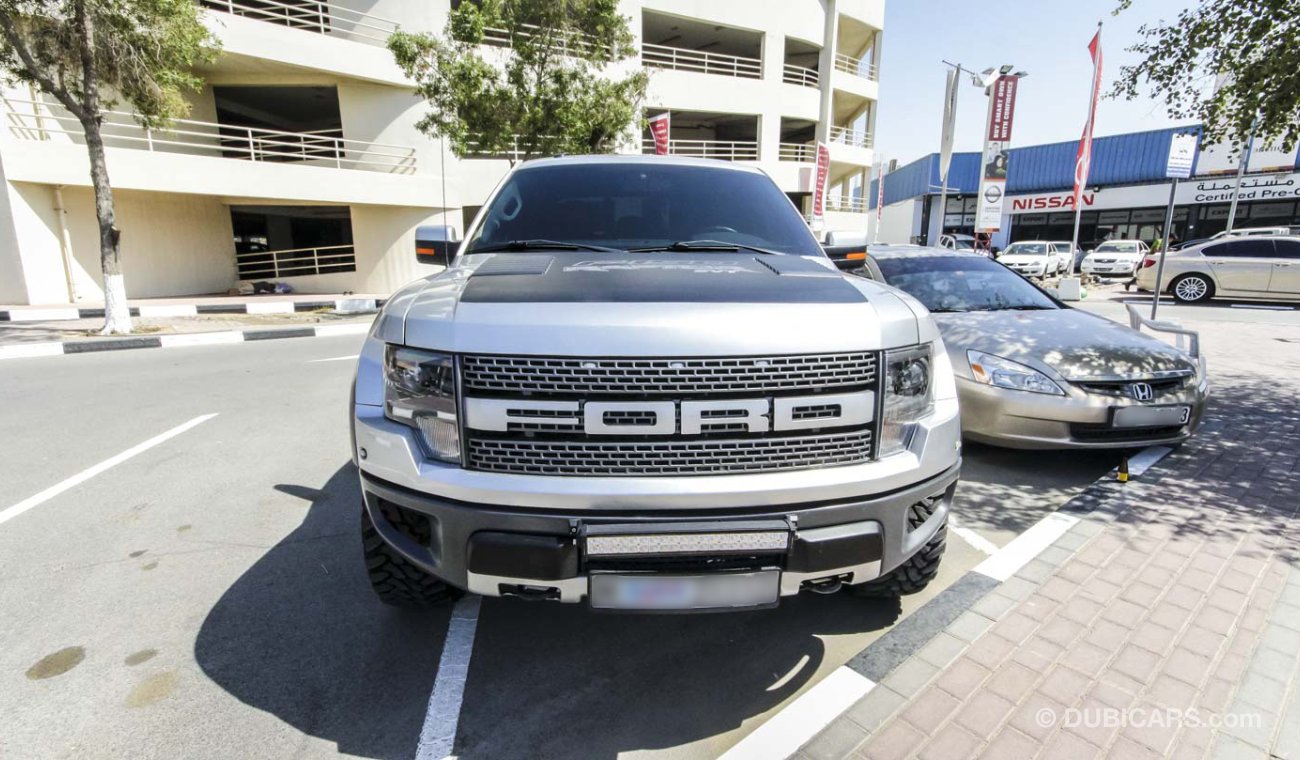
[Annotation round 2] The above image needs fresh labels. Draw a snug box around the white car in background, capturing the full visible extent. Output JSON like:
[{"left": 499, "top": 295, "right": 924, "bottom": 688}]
[
  {"left": 1048, "top": 241, "right": 1082, "bottom": 272},
  {"left": 997, "top": 241, "right": 1059, "bottom": 278},
  {"left": 1081, "top": 240, "right": 1150, "bottom": 277}
]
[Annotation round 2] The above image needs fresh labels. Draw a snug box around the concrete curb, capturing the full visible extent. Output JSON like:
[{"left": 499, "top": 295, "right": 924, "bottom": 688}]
[
  {"left": 0, "top": 297, "right": 383, "bottom": 322},
  {"left": 729, "top": 445, "right": 1177, "bottom": 760},
  {"left": 0, "top": 321, "right": 371, "bottom": 360}
]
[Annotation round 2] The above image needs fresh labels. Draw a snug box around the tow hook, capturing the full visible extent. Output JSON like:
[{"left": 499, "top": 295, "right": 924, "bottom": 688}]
[
  {"left": 499, "top": 584, "right": 561, "bottom": 601},
  {"left": 803, "top": 576, "right": 847, "bottom": 595}
]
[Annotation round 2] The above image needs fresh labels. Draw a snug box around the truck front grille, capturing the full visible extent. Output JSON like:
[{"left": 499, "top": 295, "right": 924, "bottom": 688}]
[
  {"left": 461, "top": 352, "right": 878, "bottom": 395},
  {"left": 465, "top": 430, "right": 873, "bottom": 476},
  {"left": 458, "top": 351, "right": 880, "bottom": 476}
]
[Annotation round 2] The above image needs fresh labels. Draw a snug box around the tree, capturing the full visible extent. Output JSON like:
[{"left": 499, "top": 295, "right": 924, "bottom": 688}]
[
  {"left": 0, "top": 1, "right": 216, "bottom": 334},
  {"left": 1112, "top": 0, "right": 1300, "bottom": 153},
  {"left": 389, "top": 0, "right": 648, "bottom": 162}
]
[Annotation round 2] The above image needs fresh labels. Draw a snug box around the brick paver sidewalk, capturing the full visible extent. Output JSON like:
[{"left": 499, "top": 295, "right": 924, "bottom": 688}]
[{"left": 800, "top": 370, "right": 1300, "bottom": 760}]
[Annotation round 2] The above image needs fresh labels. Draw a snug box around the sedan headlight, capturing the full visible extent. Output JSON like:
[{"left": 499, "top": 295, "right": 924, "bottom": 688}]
[
  {"left": 879, "top": 344, "right": 934, "bottom": 457},
  {"left": 385, "top": 346, "right": 461, "bottom": 463},
  {"left": 967, "top": 350, "right": 1065, "bottom": 396}
]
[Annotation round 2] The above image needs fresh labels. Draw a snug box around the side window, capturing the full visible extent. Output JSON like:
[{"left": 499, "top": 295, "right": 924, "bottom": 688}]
[
  {"left": 1225, "top": 239, "right": 1278, "bottom": 258},
  {"left": 1273, "top": 240, "right": 1300, "bottom": 260},
  {"left": 1203, "top": 243, "right": 1228, "bottom": 257}
]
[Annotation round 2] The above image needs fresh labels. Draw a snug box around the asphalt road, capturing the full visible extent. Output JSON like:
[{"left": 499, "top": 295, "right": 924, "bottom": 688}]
[{"left": 0, "top": 329, "right": 1139, "bottom": 760}]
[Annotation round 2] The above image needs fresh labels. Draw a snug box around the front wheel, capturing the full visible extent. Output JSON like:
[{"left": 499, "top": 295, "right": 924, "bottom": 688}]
[
  {"left": 362, "top": 507, "right": 460, "bottom": 607},
  {"left": 1170, "top": 273, "right": 1215, "bottom": 303},
  {"left": 847, "top": 500, "right": 946, "bottom": 598}
]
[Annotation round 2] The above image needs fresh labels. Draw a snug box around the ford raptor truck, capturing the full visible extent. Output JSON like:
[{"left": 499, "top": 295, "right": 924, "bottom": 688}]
[{"left": 350, "top": 155, "right": 961, "bottom": 613}]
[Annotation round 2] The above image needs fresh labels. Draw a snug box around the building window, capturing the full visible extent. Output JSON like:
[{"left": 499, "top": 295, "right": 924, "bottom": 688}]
[{"left": 231, "top": 206, "right": 356, "bottom": 280}]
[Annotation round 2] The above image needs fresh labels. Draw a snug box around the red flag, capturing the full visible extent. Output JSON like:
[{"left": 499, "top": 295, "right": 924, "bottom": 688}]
[
  {"left": 649, "top": 113, "right": 670, "bottom": 155},
  {"left": 1072, "top": 30, "right": 1103, "bottom": 210},
  {"left": 812, "top": 142, "right": 830, "bottom": 224}
]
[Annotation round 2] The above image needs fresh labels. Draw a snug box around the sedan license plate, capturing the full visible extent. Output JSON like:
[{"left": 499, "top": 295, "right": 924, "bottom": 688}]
[
  {"left": 1112, "top": 405, "right": 1191, "bottom": 428},
  {"left": 589, "top": 570, "right": 780, "bottom": 611}
]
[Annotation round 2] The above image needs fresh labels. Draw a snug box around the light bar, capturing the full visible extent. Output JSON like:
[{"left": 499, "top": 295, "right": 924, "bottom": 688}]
[{"left": 586, "top": 531, "right": 789, "bottom": 557}]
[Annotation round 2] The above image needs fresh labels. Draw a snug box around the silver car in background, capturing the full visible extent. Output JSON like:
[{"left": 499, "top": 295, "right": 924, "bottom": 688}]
[
  {"left": 856, "top": 247, "right": 1209, "bottom": 449},
  {"left": 1135, "top": 235, "right": 1300, "bottom": 303},
  {"left": 1081, "top": 240, "right": 1150, "bottom": 277}
]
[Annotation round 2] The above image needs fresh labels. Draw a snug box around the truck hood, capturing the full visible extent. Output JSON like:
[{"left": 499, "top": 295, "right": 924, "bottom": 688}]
[
  {"left": 390, "top": 252, "right": 930, "bottom": 355},
  {"left": 932, "top": 308, "right": 1197, "bottom": 381}
]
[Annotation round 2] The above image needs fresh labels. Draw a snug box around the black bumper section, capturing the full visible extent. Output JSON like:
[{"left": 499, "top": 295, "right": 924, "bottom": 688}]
[{"left": 360, "top": 461, "right": 960, "bottom": 594}]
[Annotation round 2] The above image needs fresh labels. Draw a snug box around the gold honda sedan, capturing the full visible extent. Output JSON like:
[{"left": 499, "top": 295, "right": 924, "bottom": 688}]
[{"left": 856, "top": 247, "right": 1209, "bottom": 449}]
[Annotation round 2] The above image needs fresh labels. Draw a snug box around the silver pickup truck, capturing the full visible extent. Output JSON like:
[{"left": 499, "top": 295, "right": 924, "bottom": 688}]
[{"left": 350, "top": 155, "right": 961, "bottom": 612}]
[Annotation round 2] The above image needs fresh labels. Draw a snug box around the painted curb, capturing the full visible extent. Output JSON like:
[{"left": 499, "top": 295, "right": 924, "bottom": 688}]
[
  {"left": 0, "top": 298, "right": 384, "bottom": 322},
  {"left": 764, "top": 444, "right": 1177, "bottom": 759},
  {"left": 0, "top": 321, "right": 371, "bottom": 360}
]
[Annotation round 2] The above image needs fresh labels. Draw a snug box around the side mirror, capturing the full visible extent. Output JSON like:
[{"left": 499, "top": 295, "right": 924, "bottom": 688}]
[{"left": 416, "top": 224, "right": 459, "bottom": 267}]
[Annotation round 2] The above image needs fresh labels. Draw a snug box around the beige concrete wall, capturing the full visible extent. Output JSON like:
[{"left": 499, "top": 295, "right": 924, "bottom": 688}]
[{"left": 6, "top": 183, "right": 238, "bottom": 303}]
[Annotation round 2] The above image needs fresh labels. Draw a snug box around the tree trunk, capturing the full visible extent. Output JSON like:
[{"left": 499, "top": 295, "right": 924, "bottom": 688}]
[{"left": 82, "top": 115, "right": 131, "bottom": 335}]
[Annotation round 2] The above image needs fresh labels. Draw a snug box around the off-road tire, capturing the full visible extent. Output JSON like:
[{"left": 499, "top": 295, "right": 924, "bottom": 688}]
[
  {"left": 1169, "top": 273, "right": 1215, "bottom": 304},
  {"left": 362, "top": 508, "right": 460, "bottom": 607},
  {"left": 848, "top": 500, "right": 946, "bottom": 598}
]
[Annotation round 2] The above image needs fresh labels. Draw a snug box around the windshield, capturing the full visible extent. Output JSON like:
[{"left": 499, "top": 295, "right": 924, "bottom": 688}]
[
  {"left": 875, "top": 256, "right": 1059, "bottom": 312},
  {"left": 1095, "top": 242, "right": 1138, "bottom": 253},
  {"left": 1004, "top": 243, "right": 1049, "bottom": 256},
  {"left": 464, "top": 163, "right": 821, "bottom": 255},
  {"left": 1051, "top": 243, "right": 1073, "bottom": 252},
  {"left": 949, "top": 237, "right": 975, "bottom": 250}
]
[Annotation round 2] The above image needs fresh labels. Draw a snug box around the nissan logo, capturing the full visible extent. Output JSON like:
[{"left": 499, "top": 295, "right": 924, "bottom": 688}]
[
  {"left": 1130, "top": 382, "right": 1155, "bottom": 402},
  {"left": 984, "top": 185, "right": 1003, "bottom": 204}
]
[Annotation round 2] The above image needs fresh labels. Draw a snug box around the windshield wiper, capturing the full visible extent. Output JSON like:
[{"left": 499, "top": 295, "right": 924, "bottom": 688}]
[
  {"left": 468, "top": 239, "right": 623, "bottom": 254},
  {"left": 1002, "top": 305, "right": 1056, "bottom": 310},
  {"left": 627, "top": 240, "right": 787, "bottom": 256}
]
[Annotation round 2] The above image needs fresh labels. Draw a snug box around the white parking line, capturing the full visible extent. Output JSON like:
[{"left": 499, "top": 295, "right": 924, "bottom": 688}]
[
  {"left": 309, "top": 355, "right": 359, "bottom": 363},
  {"left": 416, "top": 595, "right": 482, "bottom": 760},
  {"left": 0, "top": 413, "right": 218, "bottom": 527},
  {"left": 972, "top": 511, "right": 1080, "bottom": 582},
  {"left": 1126, "top": 445, "right": 1174, "bottom": 477},
  {"left": 1229, "top": 304, "right": 1295, "bottom": 311},
  {"left": 948, "top": 517, "right": 999, "bottom": 555},
  {"left": 718, "top": 667, "right": 874, "bottom": 760}
]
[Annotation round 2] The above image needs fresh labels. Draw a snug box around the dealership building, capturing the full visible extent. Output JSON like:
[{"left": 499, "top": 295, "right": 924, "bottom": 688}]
[
  {"left": 0, "top": 0, "right": 883, "bottom": 306},
  {"left": 868, "top": 126, "right": 1300, "bottom": 249}
]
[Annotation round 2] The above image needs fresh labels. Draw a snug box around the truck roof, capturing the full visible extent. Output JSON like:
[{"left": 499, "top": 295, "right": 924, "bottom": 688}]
[{"left": 514, "top": 153, "right": 767, "bottom": 174}]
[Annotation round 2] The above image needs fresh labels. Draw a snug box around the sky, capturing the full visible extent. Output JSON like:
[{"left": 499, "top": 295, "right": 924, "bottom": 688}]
[{"left": 875, "top": 0, "right": 1200, "bottom": 169}]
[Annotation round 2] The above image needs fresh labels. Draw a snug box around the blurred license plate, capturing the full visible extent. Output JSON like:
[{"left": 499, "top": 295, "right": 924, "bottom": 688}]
[
  {"left": 590, "top": 571, "right": 779, "bottom": 611},
  {"left": 1112, "top": 405, "right": 1191, "bottom": 428}
]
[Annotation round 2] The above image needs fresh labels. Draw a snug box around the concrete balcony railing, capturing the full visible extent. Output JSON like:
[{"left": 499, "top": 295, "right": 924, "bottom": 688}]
[
  {"left": 829, "top": 125, "right": 874, "bottom": 149},
  {"left": 825, "top": 196, "right": 867, "bottom": 213},
  {"left": 641, "top": 138, "right": 759, "bottom": 161},
  {"left": 834, "top": 51, "right": 879, "bottom": 81},
  {"left": 199, "top": 0, "right": 398, "bottom": 46},
  {"left": 2, "top": 97, "right": 417, "bottom": 174},
  {"left": 778, "top": 142, "right": 816, "bottom": 162},
  {"left": 641, "top": 43, "right": 762, "bottom": 79},
  {"left": 782, "top": 64, "right": 820, "bottom": 88},
  {"left": 236, "top": 244, "right": 357, "bottom": 279}
]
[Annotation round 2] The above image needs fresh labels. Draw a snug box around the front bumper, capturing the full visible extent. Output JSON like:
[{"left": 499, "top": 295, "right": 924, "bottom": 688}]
[
  {"left": 1082, "top": 261, "right": 1138, "bottom": 276},
  {"left": 957, "top": 377, "right": 1208, "bottom": 449},
  {"left": 360, "top": 463, "right": 960, "bottom": 604}
]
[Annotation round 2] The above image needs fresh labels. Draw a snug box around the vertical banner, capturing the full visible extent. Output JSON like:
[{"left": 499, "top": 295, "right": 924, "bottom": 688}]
[
  {"left": 1072, "top": 30, "right": 1103, "bottom": 210},
  {"left": 649, "top": 113, "right": 671, "bottom": 155},
  {"left": 876, "top": 161, "right": 885, "bottom": 224},
  {"left": 811, "top": 141, "right": 831, "bottom": 229},
  {"left": 938, "top": 69, "right": 960, "bottom": 184},
  {"left": 975, "top": 75, "right": 1018, "bottom": 231}
]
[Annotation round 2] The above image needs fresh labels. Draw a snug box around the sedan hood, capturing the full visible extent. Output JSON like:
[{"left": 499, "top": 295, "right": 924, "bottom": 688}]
[
  {"left": 999, "top": 254, "right": 1051, "bottom": 266},
  {"left": 933, "top": 308, "right": 1196, "bottom": 381},
  {"left": 390, "top": 251, "right": 930, "bottom": 355}
]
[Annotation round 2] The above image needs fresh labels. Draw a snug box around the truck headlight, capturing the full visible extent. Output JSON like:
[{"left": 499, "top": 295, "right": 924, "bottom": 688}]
[
  {"left": 967, "top": 350, "right": 1065, "bottom": 395},
  {"left": 879, "top": 344, "right": 934, "bottom": 457},
  {"left": 385, "top": 346, "right": 461, "bottom": 463}
]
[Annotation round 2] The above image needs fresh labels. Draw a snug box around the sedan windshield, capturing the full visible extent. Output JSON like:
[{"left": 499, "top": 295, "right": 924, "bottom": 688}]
[
  {"left": 464, "top": 163, "right": 822, "bottom": 256},
  {"left": 875, "top": 256, "right": 1059, "bottom": 313},
  {"left": 1004, "top": 243, "right": 1049, "bottom": 256}
]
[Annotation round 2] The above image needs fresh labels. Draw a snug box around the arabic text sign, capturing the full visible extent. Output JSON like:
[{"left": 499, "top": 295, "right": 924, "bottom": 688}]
[
  {"left": 1166, "top": 132, "right": 1197, "bottom": 179},
  {"left": 811, "top": 142, "right": 831, "bottom": 227}
]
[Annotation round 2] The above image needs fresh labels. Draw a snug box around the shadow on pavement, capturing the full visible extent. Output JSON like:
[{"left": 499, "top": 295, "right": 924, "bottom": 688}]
[
  {"left": 956, "top": 442, "right": 1122, "bottom": 535},
  {"left": 454, "top": 590, "right": 902, "bottom": 759},
  {"left": 195, "top": 463, "right": 451, "bottom": 760}
]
